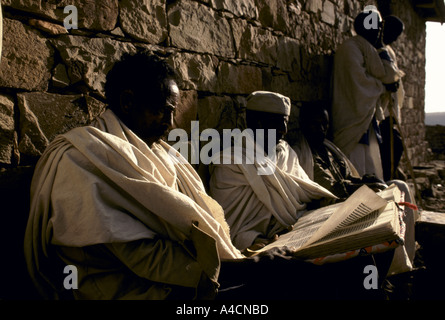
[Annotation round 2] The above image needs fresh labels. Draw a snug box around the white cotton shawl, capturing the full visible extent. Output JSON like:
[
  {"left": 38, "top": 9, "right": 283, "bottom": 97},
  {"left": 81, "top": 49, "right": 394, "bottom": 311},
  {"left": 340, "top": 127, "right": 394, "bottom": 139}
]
[
  {"left": 209, "top": 137, "right": 336, "bottom": 249},
  {"left": 380, "top": 45, "right": 405, "bottom": 123},
  {"left": 331, "top": 35, "right": 386, "bottom": 155},
  {"left": 24, "top": 110, "right": 243, "bottom": 298}
]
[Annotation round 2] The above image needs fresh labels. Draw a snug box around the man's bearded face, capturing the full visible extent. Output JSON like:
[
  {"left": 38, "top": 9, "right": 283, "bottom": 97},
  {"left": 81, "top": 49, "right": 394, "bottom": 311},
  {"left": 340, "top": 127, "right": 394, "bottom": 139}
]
[{"left": 131, "top": 80, "right": 180, "bottom": 146}]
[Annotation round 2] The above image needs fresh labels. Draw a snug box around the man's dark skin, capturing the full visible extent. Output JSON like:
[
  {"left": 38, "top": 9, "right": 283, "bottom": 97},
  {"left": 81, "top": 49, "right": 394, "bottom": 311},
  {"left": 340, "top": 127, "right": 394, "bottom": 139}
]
[
  {"left": 116, "top": 79, "right": 179, "bottom": 147},
  {"left": 246, "top": 109, "right": 289, "bottom": 150}
]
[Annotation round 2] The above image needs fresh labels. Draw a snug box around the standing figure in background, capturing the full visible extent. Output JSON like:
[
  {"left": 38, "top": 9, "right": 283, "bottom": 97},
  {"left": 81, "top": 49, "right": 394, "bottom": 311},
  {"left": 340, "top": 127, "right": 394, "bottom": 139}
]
[
  {"left": 331, "top": 9, "right": 389, "bottom": 180},
  {"left": 377, "top": 15, "right": 406, "bottom": 181}
]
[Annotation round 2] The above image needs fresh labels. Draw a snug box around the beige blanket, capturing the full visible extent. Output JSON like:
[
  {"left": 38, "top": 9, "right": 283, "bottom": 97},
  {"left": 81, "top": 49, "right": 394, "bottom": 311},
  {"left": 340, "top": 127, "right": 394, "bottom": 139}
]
[
  {"left": 209, "top": 137, "right": 336, "bottom": 249},
  {"left": 24, "top": 110, "right": 243, "bottom": 298}
]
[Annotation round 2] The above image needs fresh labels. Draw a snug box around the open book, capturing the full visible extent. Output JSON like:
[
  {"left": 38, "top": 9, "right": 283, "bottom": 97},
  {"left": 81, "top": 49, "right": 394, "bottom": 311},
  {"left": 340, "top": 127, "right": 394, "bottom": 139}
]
[{"left": 253, "top": 184, "right": 405, "bottom": 262}]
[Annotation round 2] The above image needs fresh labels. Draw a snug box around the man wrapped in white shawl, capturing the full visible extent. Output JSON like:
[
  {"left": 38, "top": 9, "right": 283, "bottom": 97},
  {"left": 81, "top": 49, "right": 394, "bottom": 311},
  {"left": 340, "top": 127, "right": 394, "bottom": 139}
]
[
  {"left": 24, "top": 53, "right": 245, "bottom": 300},
  {"left": 209, "top": 91, "right": 336, "bottom": 251},
  {"left": 331, "top": 9, "right": 399, "bottom": 180}
]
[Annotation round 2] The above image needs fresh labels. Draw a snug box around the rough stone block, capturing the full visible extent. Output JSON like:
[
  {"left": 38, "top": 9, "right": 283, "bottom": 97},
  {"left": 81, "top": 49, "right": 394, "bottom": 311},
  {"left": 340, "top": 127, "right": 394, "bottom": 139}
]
[
  {"left": 168, "top": 53, "right": 218, "bottom": 92},
  {"left": 198, "top": 95, "right": 238, "bottom": 132},
  {"left": 84, "top": 95, "right": 107, "bottom": 121},
  {"left": 210, "top": 0, "right": 258, "bottom": 19},
  {"left": 276, "top": 36, "right": 301, "bottom": 79},
  {"left": 216, "top": 62, "right": 262, "bottom": 95},
  {"left": 52, "top": 64, "right": 71, "bottom": 88},
  {"left": 52, "top": 35, "right": 136, "bottom": 94},
  {"left": 17, "top": 92, "right": 93, "bottom": 157},
  {"left": 168, "top": 1, "right": 235, "bottom": 58},
  {"left": 0, "top": 94, "right": 16, "bottom": 164},
  {"left": 305, "top": 0, "right": 323, "bottom": 13},
  {"left": 119, "top": 0, "right": 167, "bottom": 44},
  {"left": 0, "top": 18, "right": 53, "bottom": 91},
  {"left": 1, "top": 0, "right": 41, "bottom": 14},
  {"left": 230, "top": 18, "right": 248, "bottom": 57},
  {"left": 3, "top": 0, "right": 119, "bottom": 31},
  {"left": 255, "top": 0, "right": 288, "bottom": 31},
  {"left": 238, "top": 23, "right": 278, "bottom": 66},
  {"left": 28, "top": 19, "right": 68, "bottom": 35},
  {"left": 268, "top": 73, "right": 294, "bottom": 100},
  {"left": 321, "top": 1, "right": 336, "bottom": 26}
]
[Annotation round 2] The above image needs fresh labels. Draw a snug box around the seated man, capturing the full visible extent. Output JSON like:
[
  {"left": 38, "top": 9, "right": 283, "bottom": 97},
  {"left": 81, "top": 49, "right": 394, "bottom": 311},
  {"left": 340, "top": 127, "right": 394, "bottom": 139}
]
[
  {"left": 295, "top": 101, "right": 387, "bottom": 203},
  {"left": 294, "top": 102, "right": 419, "bottom": 276},
  {"left": 209, "top": 91, "right": 336, "bottom": 252},
  {"left": 25, "top": 52, "right": 314, "bottom": 300}
]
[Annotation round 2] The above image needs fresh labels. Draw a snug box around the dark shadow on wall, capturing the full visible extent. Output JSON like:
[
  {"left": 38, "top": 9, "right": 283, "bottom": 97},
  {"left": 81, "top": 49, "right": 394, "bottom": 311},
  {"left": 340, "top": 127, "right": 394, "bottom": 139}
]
[
  {"left": 0, "top": 165, "right": 41, "bottom": 300},
  {"left": 285, "top": 53, "right": 334, "bottom": 148}
]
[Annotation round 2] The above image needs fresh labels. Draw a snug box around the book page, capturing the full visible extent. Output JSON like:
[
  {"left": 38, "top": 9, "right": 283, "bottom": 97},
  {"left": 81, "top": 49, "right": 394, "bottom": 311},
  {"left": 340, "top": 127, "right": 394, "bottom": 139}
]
[
  {"left": 257, "top": 201, "right": 343, "bottom": 252},
  {"left": 253, "top": 185, "right": 393, "bottom": 255},
  {"left": 377, "top": 183, "right": 401, "bottom": 202},
  {"left": 296, "top": 201, "right": 401, "bottom": 259},
  {"left": 300, "top": 185, "right": 388, "bottom": 248},
  {"left": 251, "top": 206, "right": 334, "bottom": 253}
]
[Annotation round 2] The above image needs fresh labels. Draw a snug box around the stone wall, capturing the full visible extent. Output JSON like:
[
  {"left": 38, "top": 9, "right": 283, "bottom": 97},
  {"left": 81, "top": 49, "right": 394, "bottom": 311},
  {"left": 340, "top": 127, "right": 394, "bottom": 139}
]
[
  {"left": 377, "top": 0, "right": 428, "bottom": 168},
  {"left": 0, "top": 0, "right": 429, "bottom": 299},
  {"left": 0, "top": 0, "right": 428, "bottom": 169},
  {"left": 426, "top": 125, "right": 445, "bottom": 160}
]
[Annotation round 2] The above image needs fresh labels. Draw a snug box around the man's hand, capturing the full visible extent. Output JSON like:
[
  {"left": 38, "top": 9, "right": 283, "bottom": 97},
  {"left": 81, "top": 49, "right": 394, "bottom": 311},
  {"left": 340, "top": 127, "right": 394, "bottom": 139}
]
[
  {"left": 249, "top": 246, "right": 294, "bottom": 263},
  {"left": 242, "top": 235, "right": 279, "bottom": 255},
  {"left": 219, "top": 245, "right": 296, "bottom": 285},
  {"left": 365, "top": 182, "right": 387, "bottom": 192},
  {"left": 361, "top": 174, "right": 386, "bottom": 185},
  {"left": 361, "top": 175, "right": 387, "bottom": 191}
]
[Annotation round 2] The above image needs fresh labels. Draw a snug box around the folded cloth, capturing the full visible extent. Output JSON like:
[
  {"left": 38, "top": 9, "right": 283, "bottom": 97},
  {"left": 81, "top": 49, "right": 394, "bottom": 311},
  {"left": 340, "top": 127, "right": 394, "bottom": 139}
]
[{"left": 24, "top": 109, "right": 243, "bottom": 298}]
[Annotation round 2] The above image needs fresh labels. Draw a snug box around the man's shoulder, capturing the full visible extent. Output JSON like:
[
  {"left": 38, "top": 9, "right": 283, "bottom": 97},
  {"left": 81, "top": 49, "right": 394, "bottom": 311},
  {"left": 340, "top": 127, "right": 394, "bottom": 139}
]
[
  {"left": 337, "top": 35, "right": 372, "bottom": 53},
  {"left": 62, "top": 123, "right": 128, "bottom": 148},
  {"left": 338, "top": 35, "right": 357, "bottom": 46},
  {"left": 277, "top": 139, "right": 291, "bottom": 150}
]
